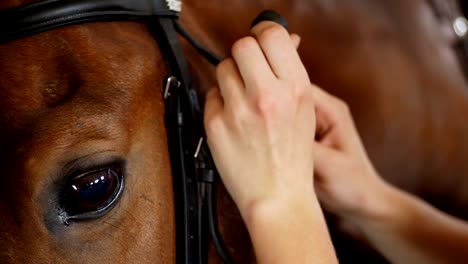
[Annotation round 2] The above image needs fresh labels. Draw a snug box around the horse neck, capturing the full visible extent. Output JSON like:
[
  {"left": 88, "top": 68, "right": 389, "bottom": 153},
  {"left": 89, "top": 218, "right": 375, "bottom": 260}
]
[
  {"left": 179, "top": 0, "right": 315, "bottom": 96},
  {"left": 178, "top": 0, "right": 451, "bottom": 94}
]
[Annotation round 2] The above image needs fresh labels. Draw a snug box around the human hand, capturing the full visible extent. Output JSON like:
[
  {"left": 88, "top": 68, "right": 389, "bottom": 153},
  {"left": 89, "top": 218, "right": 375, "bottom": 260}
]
[
  {"left": 312, "top": 87, "right": 389, "bottom": 222},
  {"left": 204, "top": 21, "right": 317, "bottom": 217}
]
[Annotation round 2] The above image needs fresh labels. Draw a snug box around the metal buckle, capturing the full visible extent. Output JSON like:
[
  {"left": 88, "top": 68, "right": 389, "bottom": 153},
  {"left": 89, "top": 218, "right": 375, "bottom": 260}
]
[
  {"left": 194, "top": 137, "right": 204, "bottom": 158},
  {"left": 164, "top": 76, "right": 181, "bottom": 99},
  {"left": 166, "top": 0, "right": 182, "bottom": 12}
]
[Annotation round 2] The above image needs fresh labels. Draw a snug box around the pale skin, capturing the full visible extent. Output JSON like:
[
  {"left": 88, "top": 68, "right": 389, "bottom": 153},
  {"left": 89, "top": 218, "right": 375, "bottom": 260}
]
[
  {"left": 313, "top": 85, "right": 468, "bottom": 264},
  {"left": 204, "top": 21, "right": 337, "bottom": 264},
  {"left": 205, "top": 21, "right": 468, "bottom": 263}
]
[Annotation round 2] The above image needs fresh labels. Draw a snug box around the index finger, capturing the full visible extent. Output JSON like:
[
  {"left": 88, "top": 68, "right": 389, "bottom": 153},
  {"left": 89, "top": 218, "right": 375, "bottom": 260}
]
[{"left": 250, "top": 21, "right": 309, "bottom": 83}]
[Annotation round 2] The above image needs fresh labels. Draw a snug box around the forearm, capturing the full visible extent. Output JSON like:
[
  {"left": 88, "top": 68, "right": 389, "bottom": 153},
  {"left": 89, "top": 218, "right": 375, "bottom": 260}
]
[
  {"left": 243, "top": 195, "right": 337, "bottom": 264},
  {"left": 353, "top": 182, "right": 468, "bottom": 264}
]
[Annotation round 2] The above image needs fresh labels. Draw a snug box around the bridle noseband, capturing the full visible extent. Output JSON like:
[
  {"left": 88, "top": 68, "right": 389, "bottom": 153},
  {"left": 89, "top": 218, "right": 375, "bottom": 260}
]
[{"left": 0, "top": 0, "right": 230, "bottom": 263}]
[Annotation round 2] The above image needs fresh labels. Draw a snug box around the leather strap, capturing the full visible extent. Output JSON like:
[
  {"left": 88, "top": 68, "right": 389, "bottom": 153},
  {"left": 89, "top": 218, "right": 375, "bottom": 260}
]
[
  {"left": 0, "top": 0, "right": 178, "bottom": 43},
  {"left": 153, "top": 16, "right": 206, "bottom": 263}
]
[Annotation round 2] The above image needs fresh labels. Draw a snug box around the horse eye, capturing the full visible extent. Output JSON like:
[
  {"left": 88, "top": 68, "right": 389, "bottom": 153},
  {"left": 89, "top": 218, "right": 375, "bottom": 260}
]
[{"left": 61, "top": 164, "right": 124, "bottom": 221}]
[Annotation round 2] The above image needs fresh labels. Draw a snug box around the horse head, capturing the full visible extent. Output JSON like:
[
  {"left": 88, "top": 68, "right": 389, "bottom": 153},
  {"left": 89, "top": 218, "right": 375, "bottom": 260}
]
[
  {"left": 1, "top": 0, "right": 468, "bottom": 263},
  {"left": 0, "top": 1, "right": 180, "bottom": 262}
]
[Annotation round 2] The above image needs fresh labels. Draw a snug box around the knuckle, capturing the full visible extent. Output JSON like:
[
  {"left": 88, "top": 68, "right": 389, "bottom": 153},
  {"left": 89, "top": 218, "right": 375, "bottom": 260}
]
[
  {"left": 228, "top": 104, "right": 250, "bottom": 128},
  {"left": 235, "top": 102, "right": 251, "bottom": 119},
  {"left": 216, "top": 58, "right": 234, "bottom": 78},
  {"left": 254, "top": 91, "right": 279, "bottom": 116},
  {"left": 257, "top": 24, "right": 287, "bottom": 44},
  {"left": 294, "top": 83, "right": 308, "bottom": 98},
  {"left": 204, "top": 112, "right": 223, "bottom": 135},
  {"left": 231, "top": 36, "right": 257, "bottom": 56}
]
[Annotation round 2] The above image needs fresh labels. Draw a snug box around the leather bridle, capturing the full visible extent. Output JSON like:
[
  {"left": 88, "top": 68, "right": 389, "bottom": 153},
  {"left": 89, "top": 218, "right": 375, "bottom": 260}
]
[
  {"left": 427, "top": 0, "right": 468, "bottom": 77},
  {"left": 428, "top": 0, "right": 467, "bottom": 38},
  {"left": 6, "top": 1, "right": 465, "bottom": 263},
  {"left": 0, "top": 0, "right": 232, "bottom": 263}
]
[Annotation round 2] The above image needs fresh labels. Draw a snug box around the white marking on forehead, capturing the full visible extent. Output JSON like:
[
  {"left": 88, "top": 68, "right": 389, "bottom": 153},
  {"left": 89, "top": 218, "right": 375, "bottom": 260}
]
[{"left": 166, "top": 0, "right": 182, "bottom": 12}]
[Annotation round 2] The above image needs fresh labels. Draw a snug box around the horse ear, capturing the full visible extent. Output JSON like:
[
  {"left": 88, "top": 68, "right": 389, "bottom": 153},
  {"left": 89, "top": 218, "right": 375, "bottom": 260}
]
[{"left": 250, "top": 10, "right": 289, "bottom": 30}]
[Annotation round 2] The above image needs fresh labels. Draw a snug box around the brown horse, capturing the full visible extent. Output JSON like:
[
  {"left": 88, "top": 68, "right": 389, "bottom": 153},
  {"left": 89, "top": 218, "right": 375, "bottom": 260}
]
[{"left": 0, "top": 0, "right": 467, "bottom": 263}]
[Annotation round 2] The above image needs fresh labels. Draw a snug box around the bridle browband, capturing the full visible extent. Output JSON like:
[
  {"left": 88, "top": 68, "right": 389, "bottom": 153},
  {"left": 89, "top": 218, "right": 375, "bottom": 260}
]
[{"left": 0, "top": 0, "right": 230, "bottom": 263}]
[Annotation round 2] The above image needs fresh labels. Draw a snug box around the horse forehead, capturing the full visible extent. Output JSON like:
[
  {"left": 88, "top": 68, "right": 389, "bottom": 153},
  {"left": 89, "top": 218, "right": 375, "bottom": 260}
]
[
  {"left": 0, "top": 23, "right": 168, "bottom": 186},
  {"left": 0, "top": 22, "right": 165, "bottom": 125}
]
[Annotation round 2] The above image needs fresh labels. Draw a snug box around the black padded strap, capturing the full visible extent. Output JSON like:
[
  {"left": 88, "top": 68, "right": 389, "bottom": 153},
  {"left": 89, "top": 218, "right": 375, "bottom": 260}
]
[
  {"left": 0, "top": 0, "right": 178, "bottom": 43},
  {"left": 153, "top": 16, "right": 205, "bottom": 264},
  {"left": 251, "top": 10, "right": 289, "bottom": 30},
  {"left": 174, "top": 21, "right": 222, "bottom": 66}
]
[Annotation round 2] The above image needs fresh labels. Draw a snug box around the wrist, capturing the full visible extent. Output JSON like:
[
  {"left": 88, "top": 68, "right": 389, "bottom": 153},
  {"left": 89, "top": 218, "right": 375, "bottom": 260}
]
[
  {"left": 241, "top": 194, "right": 337, "bottom": 263},
  {"left": 242, "top": 193, "right": 322, "bottom": 226},
  {"left": 348, "top": 179, "right": 403, "bottom": 232},
  {"left": 236, "top": 174, "right": 318, "bottom": 224}
]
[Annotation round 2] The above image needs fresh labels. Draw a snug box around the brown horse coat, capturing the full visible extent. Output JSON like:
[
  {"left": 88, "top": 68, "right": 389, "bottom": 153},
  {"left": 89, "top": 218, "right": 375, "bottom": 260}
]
[{"left": 0, "top": 0, "right": 467, "bottom": 263}]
